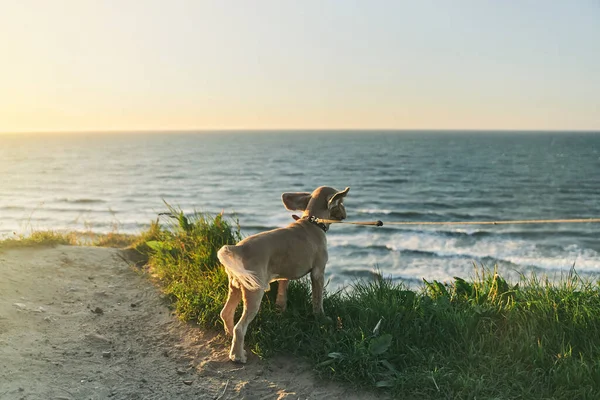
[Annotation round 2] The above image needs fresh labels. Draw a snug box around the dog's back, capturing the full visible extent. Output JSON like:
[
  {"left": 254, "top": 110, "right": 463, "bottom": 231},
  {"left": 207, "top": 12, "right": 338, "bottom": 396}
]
[{"left": 218, "top": 221, "right": 327, "bottom": 291}]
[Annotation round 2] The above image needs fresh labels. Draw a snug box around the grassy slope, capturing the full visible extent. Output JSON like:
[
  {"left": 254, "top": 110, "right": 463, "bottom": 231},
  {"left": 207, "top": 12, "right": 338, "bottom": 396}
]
[
  {"left": 136, "top": 211, "right": 600, "bottom": 399},
  {"left": 5, "top": 214, "right": 599, "bottom": 399}
]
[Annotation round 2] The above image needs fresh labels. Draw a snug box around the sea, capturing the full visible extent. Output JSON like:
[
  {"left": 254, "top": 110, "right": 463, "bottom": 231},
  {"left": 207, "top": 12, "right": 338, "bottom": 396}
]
[{"left": 1, "top": 131, "right": 599, "bottom": 288}]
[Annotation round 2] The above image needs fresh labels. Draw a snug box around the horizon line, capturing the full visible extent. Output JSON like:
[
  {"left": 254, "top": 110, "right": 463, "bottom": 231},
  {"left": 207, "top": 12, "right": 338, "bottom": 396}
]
[{"left": 2, "top": 128, "right": 600, "bottom": 135}]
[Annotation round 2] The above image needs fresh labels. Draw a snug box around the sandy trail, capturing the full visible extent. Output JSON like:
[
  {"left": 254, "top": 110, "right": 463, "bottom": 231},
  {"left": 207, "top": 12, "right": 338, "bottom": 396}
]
[{"left": 0, "top": 245, "right": 380, "bottom": 400}]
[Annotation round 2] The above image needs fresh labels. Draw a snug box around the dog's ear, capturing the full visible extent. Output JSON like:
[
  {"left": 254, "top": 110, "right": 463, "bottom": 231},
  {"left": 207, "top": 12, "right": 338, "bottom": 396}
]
[
  {"left": 282, "top": 192, "right": 311, "bottom": 211},
  {"left": 327, "top": 187, "right": 349, "bottom": 209}
]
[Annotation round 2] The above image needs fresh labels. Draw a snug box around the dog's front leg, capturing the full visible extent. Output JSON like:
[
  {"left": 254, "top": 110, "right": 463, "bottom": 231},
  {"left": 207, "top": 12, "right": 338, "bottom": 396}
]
[
  {"left": 275, "top": 279, "right": 289, "bottom": 311},
  {"left": 310, "top": 266, "right": 325, "bottom": 315}
]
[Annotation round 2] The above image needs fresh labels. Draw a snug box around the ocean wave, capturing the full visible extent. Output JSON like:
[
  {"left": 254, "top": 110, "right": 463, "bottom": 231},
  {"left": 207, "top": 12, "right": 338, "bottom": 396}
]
[
  {"left": 356, "top": 209, "right": 436, "bottom": 219},
  {"left": 371, "top": 177, "right": 409, "bottom": 185},
  {"left": 329, "top": 230, "right": 600, "bottom": 273},
  {"left": 1, "top": 205, "right": 111, "bottom": 215},
  {"left": 35, "top": 207, "right": 107, "bottom": 214},
  {"left": 336, "top": 268, "right": 383, "bottom": 280},
  {"left": 0, "top": 205, "right": 27, "bottom": 211},
  {"left": 279, "top": 171, "right": 305, "bottom": 177},
  {"left": 57, "top": 198, "right": 106, "bottom": 204},
  {"left": 357, "top": 209, "right": 396, "bottom": 215},
  {"left": 155, "top": 174, "right": 188, "bottom": 180},
  {"left": 355, "top": 209, "right": 498, "bottom": 222},
  {"left": 241, "top": 225, "right": 278, "bottom": 232},
  {"left": 389, "top": 228, "right": 494, "bottom": 239},
  {"left": 390, "top": 248, "right": 442, "bottom": 258},
  {"left": 399, "top": 228, "right": 591, "bottom": 240}
]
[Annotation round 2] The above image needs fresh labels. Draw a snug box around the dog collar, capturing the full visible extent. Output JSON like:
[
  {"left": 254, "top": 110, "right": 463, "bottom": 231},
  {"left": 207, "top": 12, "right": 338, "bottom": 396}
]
[{"left": 303, "top": 215, "right": 329, "bottom": 232}]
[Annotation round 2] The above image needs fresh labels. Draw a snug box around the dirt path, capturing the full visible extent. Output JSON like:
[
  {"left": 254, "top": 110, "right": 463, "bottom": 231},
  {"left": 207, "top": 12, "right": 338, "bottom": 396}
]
[{"left": 0, "top": 245, "right": 381, "bottom": 400}]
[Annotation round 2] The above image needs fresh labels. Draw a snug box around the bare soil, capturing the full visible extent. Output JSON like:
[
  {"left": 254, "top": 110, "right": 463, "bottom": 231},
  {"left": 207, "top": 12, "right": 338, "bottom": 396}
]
[{"left": 0, "top": 245, "right": 381, "bottom": 400}]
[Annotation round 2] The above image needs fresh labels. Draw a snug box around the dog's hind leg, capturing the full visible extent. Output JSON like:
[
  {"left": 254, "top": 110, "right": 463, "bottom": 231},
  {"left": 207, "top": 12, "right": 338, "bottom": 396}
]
[
  {"left": 220, "top": 277, "right": 242, "bottom": 336},
  {"left": 275, "top": 279, "right": 289, "bottom": 311},
  {"left": 230, "top": 288, "right": 263, "bottom": 363}
]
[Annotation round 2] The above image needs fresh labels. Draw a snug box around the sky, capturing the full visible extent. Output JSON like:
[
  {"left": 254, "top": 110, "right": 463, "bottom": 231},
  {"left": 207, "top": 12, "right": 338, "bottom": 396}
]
[{"left": 0, "top": 0, "right": 599, "bottom": 132}]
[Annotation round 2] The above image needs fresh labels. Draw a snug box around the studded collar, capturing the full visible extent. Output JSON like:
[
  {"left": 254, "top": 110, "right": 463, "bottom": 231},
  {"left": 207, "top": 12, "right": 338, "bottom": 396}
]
[{"left": 302, "top": 215, "right": 329, "bottom": 232}]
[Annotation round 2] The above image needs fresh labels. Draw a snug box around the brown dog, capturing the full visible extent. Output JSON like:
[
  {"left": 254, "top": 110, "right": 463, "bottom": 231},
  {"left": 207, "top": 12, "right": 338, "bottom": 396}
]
[{"left": 217, "top": 186, "right": 349, "bottom": 363}]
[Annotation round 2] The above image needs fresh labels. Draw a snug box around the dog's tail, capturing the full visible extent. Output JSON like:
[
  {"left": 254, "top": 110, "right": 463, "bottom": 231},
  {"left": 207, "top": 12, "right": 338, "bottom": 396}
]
[{"left": 217, "top": 245, "right": 266, "bottom": 291}]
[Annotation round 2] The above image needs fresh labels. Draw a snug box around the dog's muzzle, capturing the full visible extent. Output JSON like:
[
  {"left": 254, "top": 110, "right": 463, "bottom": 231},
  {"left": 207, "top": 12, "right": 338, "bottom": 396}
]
[{"left": 330, "top": 204, "right": 347, "bottom": 221}]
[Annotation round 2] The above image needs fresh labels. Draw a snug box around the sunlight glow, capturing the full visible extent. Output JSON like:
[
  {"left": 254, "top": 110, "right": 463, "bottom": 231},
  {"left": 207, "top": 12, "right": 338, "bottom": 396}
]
[{"left": 1, "top": 1, "right": 599, "bottom": 132}]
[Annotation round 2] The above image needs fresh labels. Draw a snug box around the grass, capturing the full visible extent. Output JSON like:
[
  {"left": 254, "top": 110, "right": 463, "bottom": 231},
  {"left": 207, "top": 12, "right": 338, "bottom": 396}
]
[
  {"left": 134, "top": 206, "right": 241, "bottom": 323},
  {"left": 0, "top": 229, "right": 142, "bottom": 250},
  {"left": 138, "top": 208, "right": 600, "bottom": 399},
  {"left": 4, "top": 210, "right": 599, "bottom": 399},
  {"left": 0, "top": 230, "right": 78, "bottom": 249}
]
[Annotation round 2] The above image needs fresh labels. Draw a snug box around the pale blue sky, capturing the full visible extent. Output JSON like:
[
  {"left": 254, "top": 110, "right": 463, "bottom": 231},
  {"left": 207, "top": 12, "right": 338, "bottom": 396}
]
[{"left": 1, "top": 0, "right": 599, "bottom": 131}]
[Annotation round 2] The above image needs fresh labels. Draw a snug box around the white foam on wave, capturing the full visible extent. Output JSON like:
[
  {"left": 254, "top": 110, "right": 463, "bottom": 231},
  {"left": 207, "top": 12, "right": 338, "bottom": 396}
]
[
  {"left": 451, "top": 228, "right": 487, "bottom": 235},
  {"left": 328, "top": 230, "right": 600, "bottom": 274},
  {"left": 357, "top": 209, "right": 395, "bottom": 215}
]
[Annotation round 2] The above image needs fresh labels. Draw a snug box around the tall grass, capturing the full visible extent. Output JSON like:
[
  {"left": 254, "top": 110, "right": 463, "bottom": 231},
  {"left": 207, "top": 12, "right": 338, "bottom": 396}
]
[
  {"left": 140, "top": 210, "right": 600, "bottom": 399},
  {"left": 138, "top": 205, "right": 241, "bottom": 324}
]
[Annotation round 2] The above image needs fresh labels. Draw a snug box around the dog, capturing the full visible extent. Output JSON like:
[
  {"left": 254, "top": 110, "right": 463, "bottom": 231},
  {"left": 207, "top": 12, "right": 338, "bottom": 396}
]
[{"left": 217, "top": 186, "right": 349, "bottom": 363}]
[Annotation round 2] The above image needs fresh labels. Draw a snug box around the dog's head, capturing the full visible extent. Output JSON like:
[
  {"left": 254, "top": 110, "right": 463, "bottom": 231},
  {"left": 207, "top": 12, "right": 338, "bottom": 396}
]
[{"left": 282, "top": 186, "right": 349, "bottom": 221}]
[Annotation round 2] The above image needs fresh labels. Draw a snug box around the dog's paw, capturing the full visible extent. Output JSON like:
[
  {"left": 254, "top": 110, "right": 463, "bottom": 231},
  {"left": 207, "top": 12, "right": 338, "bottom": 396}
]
[{"left": 229, "top": 350, "right": 247, "bottom": 364}]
